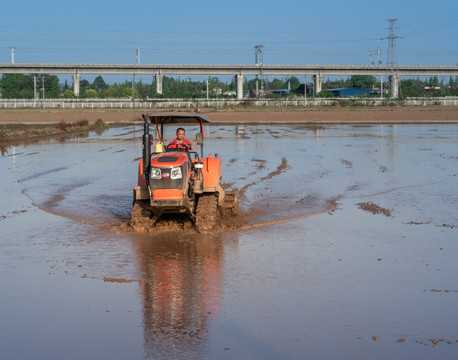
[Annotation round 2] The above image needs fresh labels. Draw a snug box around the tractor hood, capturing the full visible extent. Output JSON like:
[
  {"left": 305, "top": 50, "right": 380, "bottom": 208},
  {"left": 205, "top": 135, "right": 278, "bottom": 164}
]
[{"left": 151, "top": 152, "right": 188, "bottom": 167}]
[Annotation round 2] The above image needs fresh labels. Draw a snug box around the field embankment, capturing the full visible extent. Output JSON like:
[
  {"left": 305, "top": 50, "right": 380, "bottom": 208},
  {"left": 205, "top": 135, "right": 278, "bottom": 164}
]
[{"left": 0, "top": 106, "right": 457, "bottom": 125}]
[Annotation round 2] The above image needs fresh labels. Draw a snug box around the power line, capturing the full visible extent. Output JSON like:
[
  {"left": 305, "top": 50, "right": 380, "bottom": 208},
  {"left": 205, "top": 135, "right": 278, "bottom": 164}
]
[
  {"left": 402, "top": 19, "right": 458, "bottom": 38},
  {"left": 0, "top": 24, "right": 387, "bottom": 35},
  {"left": 0, "top": 35, "right": 384, "bottom": 47},
  {"left": 400, "top": 9, "right": 458, "bottom": 29}
]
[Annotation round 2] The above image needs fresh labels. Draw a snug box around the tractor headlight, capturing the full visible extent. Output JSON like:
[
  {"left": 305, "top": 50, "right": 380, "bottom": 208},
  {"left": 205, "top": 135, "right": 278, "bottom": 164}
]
[
  {"left": 171, "top": 167, "right": 182, "bottom": 179},
  {"left": 151, "top": 168, "right": 161, "bottom": 179}
]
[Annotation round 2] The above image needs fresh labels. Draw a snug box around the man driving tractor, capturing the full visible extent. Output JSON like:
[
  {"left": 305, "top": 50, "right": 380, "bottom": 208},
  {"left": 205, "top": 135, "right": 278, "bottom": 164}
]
[{"left": 168, "top": 127, "right": 191, "bottom": 150}]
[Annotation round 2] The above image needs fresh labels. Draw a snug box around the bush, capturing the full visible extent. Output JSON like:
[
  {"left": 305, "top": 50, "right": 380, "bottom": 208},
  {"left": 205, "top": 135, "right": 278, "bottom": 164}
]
[
  {"left": 63, "top": 89, "right": 76, "bottom": 99},
  {"left": 83, "top": 89, "right": 99, "bottom": 98}
]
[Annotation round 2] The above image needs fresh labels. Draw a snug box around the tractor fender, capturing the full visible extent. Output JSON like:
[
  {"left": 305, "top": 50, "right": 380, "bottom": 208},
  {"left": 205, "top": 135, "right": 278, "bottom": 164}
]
[{"left": 201, "top": 155, "right": 222, "bottom": 188}]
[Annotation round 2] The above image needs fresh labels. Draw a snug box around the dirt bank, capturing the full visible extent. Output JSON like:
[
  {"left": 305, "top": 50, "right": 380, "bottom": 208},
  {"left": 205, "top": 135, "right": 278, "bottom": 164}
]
[
  {"left": 1, "top": 106, "right": 458, "bottom": 125},
  {"left": 0, "top": 119, "right": 110, "bottom": 147}
]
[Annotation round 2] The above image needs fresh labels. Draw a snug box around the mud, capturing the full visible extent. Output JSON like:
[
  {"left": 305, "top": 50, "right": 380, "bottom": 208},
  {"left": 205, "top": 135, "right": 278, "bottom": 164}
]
[
  {"left": 356, "top": 201, "right": 392, "bottom": 217},
  {"left": 124, "top": 193, "right": 335, "bottom": 235},
  {"left": 2, "top": 106, "right": 458, "bottom": 127},
  {"left": 1, "top": 123, "right": 458, "bottom": 360},
  {"left": 0, "top": 119, "right": 110, "bottom": 145}
]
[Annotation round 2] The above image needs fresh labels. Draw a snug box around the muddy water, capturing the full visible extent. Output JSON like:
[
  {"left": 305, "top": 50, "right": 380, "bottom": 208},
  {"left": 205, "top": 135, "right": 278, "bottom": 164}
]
[{"left": 1, "top": 124, "right": 457, "bottom": 360}]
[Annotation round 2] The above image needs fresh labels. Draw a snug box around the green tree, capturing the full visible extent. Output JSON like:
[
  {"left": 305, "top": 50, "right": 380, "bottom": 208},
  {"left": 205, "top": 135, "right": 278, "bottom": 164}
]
[
  {"left": 270, "top": 78, "right": 285, "bottom": 90},
  {"left": 0, "top": 74, "right": 33, "bottom": 98},
  {"left": 83, "top": 89, "right": 99, "bottom": 98},
  {"left": 287, "top": 76, "right": 301, "bottom": 90},
  {"left": 323, "top": 77, "right": 350, "bottom": 90},
  {"left": 123, "top": 87, "right": 139, "bottom": 98},
  {"left": 136, "top": 80, "right": 154, "bottom": 99},
  {"left": 39, "top": 74, "right": 61, "bottom": 98},
  {"left": 400, "top": 79, "right": 424, "bottom": 97},
  {"left": 429, "top": 76, "right": 439, "bottom": 86},
  {"left": 0, "top": 73, "right": 60, "bottom": 98},
  {"left": 93, "top": 76, "right": 108, "bottom": 92},
  {"left": 63, "top": 89, "right": 76, "bottom": 98},
  {"left": 79, "top": 79, "right": 91, "bottom": 94},
  {"left": 349, "top": 75, "right": 377, "bottom": 90},
  {"left": 102, "top": 86, "right": 124, "bottom": 98}
]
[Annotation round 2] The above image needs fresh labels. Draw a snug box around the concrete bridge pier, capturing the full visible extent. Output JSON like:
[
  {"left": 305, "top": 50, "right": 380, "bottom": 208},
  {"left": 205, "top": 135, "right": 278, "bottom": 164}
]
[
  {"left": 72, "top": 73, "right": 80, "bottom": 96},
  {"left": 155, "top": 74, "right": 163, "bottom": 94},
  {"left": 389, "top": 72, "right": 400, "bottom": 99},
  {"left": 313, "top": 74, "right": 322, "bottom": 96},
  {"left": 236, "top": 74, "right": 244, "bottom": 100}
]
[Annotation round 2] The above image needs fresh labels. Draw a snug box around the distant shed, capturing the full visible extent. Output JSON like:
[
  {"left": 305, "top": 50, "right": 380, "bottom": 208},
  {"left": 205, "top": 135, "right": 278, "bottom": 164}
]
[
  {"left": 326, "top": 88, "right": 371, "bottom": 97},
  {"left": 271, "top": 89, "right": 291, "bottom": 95}
]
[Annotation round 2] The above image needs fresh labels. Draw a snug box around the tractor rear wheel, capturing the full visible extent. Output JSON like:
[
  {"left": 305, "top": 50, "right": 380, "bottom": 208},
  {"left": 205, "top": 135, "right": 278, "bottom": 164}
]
[{"left": 195, "top": 194, "right": 218, "bottom": 233}]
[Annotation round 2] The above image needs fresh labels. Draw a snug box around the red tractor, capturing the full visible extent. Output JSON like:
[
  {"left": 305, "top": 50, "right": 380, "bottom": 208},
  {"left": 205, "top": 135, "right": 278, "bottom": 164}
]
[{"left": 132, "top": 112, "right": 238, "bottom": 232}]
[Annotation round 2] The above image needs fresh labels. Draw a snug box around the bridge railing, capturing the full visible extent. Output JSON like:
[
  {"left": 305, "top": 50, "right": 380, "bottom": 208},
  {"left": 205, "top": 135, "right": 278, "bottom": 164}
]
[{"left": 1, "top": 97, "right": 457, "bottom": 109}]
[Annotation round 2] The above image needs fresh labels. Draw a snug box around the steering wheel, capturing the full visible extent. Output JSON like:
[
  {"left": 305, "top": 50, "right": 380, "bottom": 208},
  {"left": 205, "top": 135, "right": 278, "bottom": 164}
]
[{"left": 166, "top": 143, "right": 189, "bottom": 151}]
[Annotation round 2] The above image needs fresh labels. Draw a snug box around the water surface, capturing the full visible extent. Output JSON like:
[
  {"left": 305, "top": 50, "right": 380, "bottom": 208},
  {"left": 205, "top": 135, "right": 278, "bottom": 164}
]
[{"left": 1, "top": 124, "right": 457, "bottom": 359}]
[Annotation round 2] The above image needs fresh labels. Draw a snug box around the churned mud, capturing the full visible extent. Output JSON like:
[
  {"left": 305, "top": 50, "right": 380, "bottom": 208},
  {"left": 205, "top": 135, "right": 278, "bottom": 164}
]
[
  {"left": 356, "top": 201, "right": 392, "bottom": 217},
  {"left": 120, "top": 155, "right": 331, "bottom": 234},
  {"left": 238, "top": 157, "right": 290, "bottom": 197},
  {"left": 121, "top": 197, "right": 336, "bottom": 234},
  {"left": 119, "top": 211, "right": 236, "bottom": 234},
  {"left": 0, "top": 208, "right": 29, "bottom": 221}
]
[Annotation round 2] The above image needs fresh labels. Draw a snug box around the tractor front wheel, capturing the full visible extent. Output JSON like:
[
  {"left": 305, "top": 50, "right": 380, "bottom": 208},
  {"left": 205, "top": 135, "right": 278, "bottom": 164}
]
[{"left": 131, "top": 200, "right": 156, "bottom": 231}]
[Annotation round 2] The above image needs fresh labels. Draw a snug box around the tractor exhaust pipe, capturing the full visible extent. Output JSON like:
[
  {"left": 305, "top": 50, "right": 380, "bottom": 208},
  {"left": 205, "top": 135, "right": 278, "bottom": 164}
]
[{"left": 142, "top": 114, "right": 151, "bottom": 183}]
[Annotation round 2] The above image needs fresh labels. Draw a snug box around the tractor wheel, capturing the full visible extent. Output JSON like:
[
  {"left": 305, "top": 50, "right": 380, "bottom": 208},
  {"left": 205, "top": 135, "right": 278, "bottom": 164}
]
[
  {"left": 195, "top": 194, "right": 218, "bottom": 233},
  {"left": 131, "top": 200, "right": 155, "bottom": 231}
]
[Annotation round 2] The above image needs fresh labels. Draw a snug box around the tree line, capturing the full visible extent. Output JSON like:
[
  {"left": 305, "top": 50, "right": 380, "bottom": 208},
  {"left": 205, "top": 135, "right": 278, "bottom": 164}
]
[{"left": 0, "top": 73, "right": 457, "bottom": 99}]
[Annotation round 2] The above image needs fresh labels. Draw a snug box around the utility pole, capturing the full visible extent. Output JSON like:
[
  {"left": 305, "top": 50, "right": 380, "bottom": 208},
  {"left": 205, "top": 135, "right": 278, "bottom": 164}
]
[
  {"left": 304, "top": 75, "right": 307, "bottom": 107},
  {"left": 206, "top": 76, "right": 209, "bottom": 100},
  {"left": 132, "top": 75, "right": 135, "bottom": 103},
  {"left": 255, "top": 45, "right": 264, "bottom": 97},
  {"left": 369, "top": 48, "right": 374, "bottom": 65},
  {"left": 9, "top": 46, "right": 15, "bottom": 64},
  {"left": 34, "top": 75, "right": 37, "bottom": 101},
  {"left": 41, "top": 77, "right": 45, "bottom": 100},
  {"left": 132, "top": 48, "right": 140, "bottom": 104}
]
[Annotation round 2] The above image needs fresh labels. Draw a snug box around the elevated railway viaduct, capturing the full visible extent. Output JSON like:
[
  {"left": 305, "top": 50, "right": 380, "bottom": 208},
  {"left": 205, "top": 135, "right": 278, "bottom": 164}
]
[{"left": 1, "top": 63, "right": 458, "bottom": 99}]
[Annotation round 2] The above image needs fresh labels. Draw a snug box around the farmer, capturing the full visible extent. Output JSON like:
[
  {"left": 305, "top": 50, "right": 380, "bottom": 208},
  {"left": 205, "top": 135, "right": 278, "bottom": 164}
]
[{"left": 168, "top": 127, "right": 192, "bottom": 150}]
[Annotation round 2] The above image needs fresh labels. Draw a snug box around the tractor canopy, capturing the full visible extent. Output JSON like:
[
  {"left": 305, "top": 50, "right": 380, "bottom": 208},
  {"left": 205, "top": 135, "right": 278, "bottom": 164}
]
[{"left": 146, "top": 111, "right": 210, "bottom": 143}]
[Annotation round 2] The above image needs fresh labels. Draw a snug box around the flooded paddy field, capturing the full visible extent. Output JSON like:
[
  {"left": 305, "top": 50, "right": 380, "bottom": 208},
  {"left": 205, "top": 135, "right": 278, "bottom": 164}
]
[{"left": 1, "top": 123, "right": 457, "bottom": 360}]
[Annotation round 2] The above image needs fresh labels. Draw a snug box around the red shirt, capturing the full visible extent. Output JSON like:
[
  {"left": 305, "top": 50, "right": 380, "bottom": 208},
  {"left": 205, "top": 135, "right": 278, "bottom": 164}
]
[{"left": 168, "top": 138, "right": 191, "bottom": 150}]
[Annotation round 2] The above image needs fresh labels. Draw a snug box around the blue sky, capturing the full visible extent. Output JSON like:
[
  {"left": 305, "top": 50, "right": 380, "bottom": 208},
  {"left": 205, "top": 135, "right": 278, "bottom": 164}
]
[{"left": 1, "top": 0, "right": 457, "bottom": 72}]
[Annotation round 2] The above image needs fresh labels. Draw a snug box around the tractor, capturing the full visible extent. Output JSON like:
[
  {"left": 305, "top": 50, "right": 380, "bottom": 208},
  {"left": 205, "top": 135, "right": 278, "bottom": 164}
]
[{"left": 132, "top": 112, "right": 238, "bottom": 232}]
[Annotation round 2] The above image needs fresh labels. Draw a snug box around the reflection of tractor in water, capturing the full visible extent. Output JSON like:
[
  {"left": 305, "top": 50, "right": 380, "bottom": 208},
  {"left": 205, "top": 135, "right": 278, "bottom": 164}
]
[{"left": 132, "top": 112, "right": 238, "bottom": 232}]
